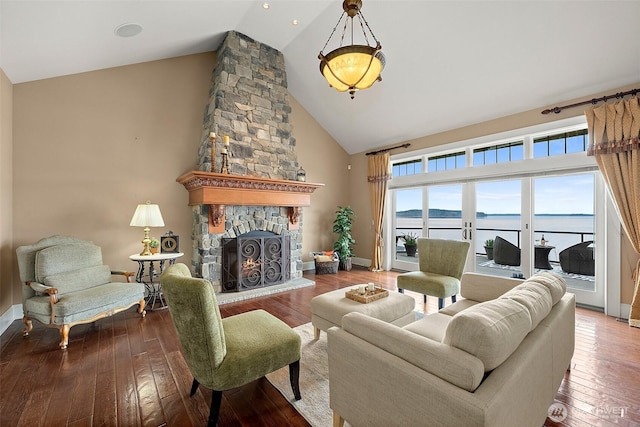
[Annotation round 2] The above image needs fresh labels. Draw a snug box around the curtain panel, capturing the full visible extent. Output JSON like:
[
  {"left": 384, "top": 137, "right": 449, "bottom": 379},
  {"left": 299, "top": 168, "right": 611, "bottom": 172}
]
[
  {"left": 585, "top": 96, "right": 640, "bottom": 327},
  {"left": 367, "top": 153, "right": 391, "bottom": 271}
]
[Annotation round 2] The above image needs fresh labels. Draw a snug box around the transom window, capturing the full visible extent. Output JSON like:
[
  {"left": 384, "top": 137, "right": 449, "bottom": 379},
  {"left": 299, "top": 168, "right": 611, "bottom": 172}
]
[
  {"left": 427, "top": 151, "right": 465, "bottom": 172},
  {"left": 473, "top": 141, "right": 523, "bottom": 166},
  {"left": 392, "top": 159, "right": 422, "bottom": 177},
  {"left": 533, "top": 129, "right": 589, "bottom": 158}
]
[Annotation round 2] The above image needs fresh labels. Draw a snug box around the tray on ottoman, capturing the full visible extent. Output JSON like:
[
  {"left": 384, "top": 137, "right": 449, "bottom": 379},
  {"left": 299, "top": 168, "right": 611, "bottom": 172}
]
[
  {"left": 311, "top": 287, "right": 416, "bottom": 339},
  {"left": 345, "top": 287, "right": 389, "bottom": 304}
]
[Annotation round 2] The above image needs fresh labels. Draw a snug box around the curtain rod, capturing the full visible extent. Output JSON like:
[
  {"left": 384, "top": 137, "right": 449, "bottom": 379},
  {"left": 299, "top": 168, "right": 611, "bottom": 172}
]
[
  {"left": 541, "top": 88, "right": 640, "bottom": 115},
  {"left": 365, "top": 143, "right": 411, "bottom": 156}
]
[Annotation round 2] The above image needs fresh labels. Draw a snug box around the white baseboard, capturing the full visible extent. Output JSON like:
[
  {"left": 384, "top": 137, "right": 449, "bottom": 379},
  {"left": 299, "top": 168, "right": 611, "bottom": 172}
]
[
  {"left": 304, "top": 258, "right": 373, "bottom": 271},
  {"left": 352, "top": 257, "right": 371, "bottom": 268},
  {"left": 620, "top": 303, "right": 630, "bottom": 321},
  {"left": 0, "top": 304, "right": 23, "bottom": 336}
]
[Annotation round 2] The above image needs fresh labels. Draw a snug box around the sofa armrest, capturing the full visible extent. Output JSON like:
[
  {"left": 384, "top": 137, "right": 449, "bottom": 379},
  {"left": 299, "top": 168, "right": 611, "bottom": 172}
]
[
  {"left": 460, "top": 272, "right": 523, "bottom": 302},
  {"left": 27, "top": 281, "right": 59, "bottom": 322},
  {"left": 111, "top": 270, "right": 135, "bottom": 283},
  {"left": 27, "top": 281, "right": 58, "bottom": 298},
  {"left": 340, "top": 312, "right": 484, "bottom": 391}
]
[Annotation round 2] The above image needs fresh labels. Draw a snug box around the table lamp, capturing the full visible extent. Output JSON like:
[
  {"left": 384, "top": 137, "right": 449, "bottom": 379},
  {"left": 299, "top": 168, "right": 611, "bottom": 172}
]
[{"left": 130, "top": 201, "right": 165, "bottom": 256}]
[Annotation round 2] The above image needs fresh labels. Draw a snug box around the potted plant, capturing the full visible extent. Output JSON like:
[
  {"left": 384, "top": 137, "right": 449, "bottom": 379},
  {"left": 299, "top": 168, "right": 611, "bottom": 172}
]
[
  {"left": 149, "top": 237, "right": 160, "bottom": 254},
  {"left": 401, "top": 233, "right": 419, "bottom": 257},
  {"left": 333, "top": 206, "right": 355, "bottom": 271},
  {"left": 484, "top": 238, "right": 494, "bottom": 260}
]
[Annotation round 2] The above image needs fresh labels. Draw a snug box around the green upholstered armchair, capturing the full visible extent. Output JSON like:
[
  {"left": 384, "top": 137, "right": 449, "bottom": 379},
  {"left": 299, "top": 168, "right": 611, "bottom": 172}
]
[
  {"left": 16, "top": 235, "right": 146, "bottom": 349},
  {"left": 397, "top": 238, "right": 470, "bottom": 310},
  {"left": 159, "top": 263, "right": 302, "bottom": 427}
]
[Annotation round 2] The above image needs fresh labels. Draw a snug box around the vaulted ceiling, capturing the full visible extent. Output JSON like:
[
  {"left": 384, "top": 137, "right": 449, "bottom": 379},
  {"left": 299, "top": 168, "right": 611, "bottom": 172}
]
[{"left": 1, "top": 0, "right": 639, "bottom": 154}]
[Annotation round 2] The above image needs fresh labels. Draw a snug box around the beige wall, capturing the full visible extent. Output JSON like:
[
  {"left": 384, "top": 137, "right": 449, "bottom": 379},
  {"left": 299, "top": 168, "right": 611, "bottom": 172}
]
[
  {"left": 348, "top": 82, "right": 640, "bottom": 304},
  {"left": 5, "top": 53, "right": 349, "bottom": 319},
  {"left": 1, "top": 68, "right": 14, "bottom": 312},
  {"left": 12, "top": 54, "right": 216, "bottom": 283},
  {"left": 290, "top": 95, "right": 350, "bottom": 259}
]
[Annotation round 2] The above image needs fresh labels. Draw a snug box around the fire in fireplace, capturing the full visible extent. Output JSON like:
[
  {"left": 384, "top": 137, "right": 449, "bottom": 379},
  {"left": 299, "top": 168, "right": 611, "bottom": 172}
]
[{"left": 221, "top": 230, "right": 291, "bottom": 292}]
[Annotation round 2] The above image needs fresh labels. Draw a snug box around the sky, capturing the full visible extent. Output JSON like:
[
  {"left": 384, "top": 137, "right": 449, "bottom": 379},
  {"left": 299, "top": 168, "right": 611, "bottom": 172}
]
[{"left": 396, "top": 173, "right": 594, "bottom": 215}]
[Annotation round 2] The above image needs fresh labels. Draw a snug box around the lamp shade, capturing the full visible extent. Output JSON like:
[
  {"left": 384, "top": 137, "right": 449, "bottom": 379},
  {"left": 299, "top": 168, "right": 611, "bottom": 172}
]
[
  {"left": 320, "top": 45, "right": 385, "bottom": 93},
  {"left": 130, "top": 202, "right": 165, "bottom": 227},
  {"left": 318, "top": 0, "right": 385, "bottom": 99}
]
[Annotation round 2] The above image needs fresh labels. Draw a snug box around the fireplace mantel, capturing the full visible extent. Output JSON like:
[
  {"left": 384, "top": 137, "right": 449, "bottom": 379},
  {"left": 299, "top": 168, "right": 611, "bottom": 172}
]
[{"left": 177, "top": 171, "right": 324, "bottom": 232}]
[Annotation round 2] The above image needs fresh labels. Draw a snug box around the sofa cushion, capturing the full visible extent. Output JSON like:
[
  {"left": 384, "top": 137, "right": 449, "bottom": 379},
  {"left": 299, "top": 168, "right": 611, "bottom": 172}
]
[
  {"left": 499, "top": 282, "right": 552, "bottom": 330},
  {"left": 35, "top": 243, "right": 103, "bottom": 283},
  {"left": 403, "top": 312, "right": 452, "bottom": 342},
  {"left": 443, "top": 298, "right": 532, "bottom": 371},
  {"left": 527, "top": 272, "right": 566, "bottom": 305},
  {"left": 459, "top": 272, "right": 523, "bottom": 302},
  {"left": 342, "top": 312, "right": 485, "bottom": 392},
  {"left": 439, "top": 298, "right": 479, "bottom": 316},
  {"left": 43, "top": 265, "right": 112, "bottom": 295}
]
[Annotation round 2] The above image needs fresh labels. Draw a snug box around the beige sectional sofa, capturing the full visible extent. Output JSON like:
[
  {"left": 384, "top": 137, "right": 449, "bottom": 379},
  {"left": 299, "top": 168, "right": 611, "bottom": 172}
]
[{"left": 327, "top": 272, "right": 575, "bottom": 427}]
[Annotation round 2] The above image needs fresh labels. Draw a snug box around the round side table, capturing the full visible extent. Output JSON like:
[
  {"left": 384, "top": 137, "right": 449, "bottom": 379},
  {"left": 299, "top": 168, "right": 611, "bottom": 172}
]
[{"left": 129, "top": 252, "right": 184, "bottom": 310}]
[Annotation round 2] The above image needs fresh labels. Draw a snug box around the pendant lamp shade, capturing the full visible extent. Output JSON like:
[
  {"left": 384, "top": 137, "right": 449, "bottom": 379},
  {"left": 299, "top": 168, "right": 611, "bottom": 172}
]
[{"left": 318, "top": 0, "right": 385, "bottom": 99}]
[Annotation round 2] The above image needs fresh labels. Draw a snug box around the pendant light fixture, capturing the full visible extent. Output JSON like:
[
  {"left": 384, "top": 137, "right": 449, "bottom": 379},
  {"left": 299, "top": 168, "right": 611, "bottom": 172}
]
[{"left": 318, "top": 0, "right": 385, "bottom": 99}]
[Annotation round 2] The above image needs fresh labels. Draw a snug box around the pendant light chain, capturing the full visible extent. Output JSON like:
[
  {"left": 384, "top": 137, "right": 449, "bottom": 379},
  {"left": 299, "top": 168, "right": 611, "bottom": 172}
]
[
  {"left": 359, "top": 10, "right": 380, "bottom": 45},
  {"left": 320, "top": 12, "right": 347, "bottom": 54}
]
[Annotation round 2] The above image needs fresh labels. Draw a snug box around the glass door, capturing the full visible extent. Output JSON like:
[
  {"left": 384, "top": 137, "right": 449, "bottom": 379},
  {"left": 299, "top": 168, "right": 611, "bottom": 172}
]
[
  {"left": 394, "top": 188, "right": 423, "bottom": 268},
  {"left": 533, "top": 173, "right": 602, "bottom": 308},
  {"left": 475, "top": 180, "right": 523, "bottom": 278},
  {"left": 426, "top": 184, "right": 463, "bottom": 241}
]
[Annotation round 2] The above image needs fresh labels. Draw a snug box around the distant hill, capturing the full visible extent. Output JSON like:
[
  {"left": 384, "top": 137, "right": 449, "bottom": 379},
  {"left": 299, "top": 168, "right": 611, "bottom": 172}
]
[{"left": 397, "top": 209, "right": 487, "bottom": 218}]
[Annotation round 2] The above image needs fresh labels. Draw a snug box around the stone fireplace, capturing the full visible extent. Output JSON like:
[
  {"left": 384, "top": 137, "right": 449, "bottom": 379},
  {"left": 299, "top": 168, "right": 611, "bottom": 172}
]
[{"left": 177, "top": 31, "right": 322, "bottom": 293}]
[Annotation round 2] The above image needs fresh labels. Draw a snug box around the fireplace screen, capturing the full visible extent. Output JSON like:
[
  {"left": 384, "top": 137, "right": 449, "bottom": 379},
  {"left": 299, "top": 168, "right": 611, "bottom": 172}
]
[{"left": 222, "top": 231, "right": 290, "bottom": 292}]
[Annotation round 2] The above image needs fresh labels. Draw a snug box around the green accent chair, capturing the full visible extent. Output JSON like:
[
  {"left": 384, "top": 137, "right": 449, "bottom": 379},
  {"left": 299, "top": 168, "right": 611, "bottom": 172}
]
[
  {"left": 397, "top": 238, "right": 470, "bottom": 310},
  {"left": 159, "top": 263, "right": 301, "bottom": 427}
]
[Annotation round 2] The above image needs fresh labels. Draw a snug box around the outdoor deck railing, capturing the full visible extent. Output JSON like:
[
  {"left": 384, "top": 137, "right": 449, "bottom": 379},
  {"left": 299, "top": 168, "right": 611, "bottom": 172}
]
[{"left": 395, "top": 227, "right": 594, "bottom": 262}]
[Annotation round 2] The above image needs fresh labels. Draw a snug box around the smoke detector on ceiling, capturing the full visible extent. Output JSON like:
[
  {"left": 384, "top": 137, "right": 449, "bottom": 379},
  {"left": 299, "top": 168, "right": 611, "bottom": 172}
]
[{"left": 114, "top": 23, "right": 143, "bottom": 38}]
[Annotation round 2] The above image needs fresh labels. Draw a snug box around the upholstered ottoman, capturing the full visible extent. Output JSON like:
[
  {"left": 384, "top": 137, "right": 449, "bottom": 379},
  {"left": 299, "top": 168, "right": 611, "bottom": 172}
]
[{"left": 311, "top": 287, "right": 416, "bottom": 339}]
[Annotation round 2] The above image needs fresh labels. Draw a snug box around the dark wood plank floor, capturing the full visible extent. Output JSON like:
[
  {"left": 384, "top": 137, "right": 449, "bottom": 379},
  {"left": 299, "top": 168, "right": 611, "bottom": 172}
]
[{"left": 1, "top": 268, "right": 639, "bottom": 426}]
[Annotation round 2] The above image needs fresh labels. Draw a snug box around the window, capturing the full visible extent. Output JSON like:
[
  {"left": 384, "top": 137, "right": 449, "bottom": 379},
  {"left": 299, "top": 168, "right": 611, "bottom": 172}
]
[
  {"left": 473, "top": 141, "right": 523, "bottom": 166},
  {"left": 427, "top": 151, "right": 465, "bottom": 172},
  {"left": 533, "top": 129, "right": 589, "bottom": 158},
  {"left": 392, "top": 159, "right": 422, "bottom": 177}
]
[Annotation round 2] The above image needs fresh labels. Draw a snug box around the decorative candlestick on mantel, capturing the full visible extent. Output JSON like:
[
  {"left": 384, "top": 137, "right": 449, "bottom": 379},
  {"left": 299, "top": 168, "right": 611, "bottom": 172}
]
[
  {"left": 220, "top": 135, "right": 230, "bottom": 174},
  {"left": 208, "top": 132, "right": 231, "bottom": 174},
  {"left": 208, "top": 132, "right": 216, "bottom": 173}
]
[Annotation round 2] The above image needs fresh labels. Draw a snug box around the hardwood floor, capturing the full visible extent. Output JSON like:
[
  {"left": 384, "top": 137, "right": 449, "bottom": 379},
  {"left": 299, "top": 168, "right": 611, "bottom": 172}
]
[{"left": 1, "top": 268, "right": 639, "bottom": 426}]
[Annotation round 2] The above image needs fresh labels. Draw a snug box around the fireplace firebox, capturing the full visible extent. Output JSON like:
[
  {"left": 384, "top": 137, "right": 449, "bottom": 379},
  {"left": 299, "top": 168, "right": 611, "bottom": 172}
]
[{"left": 221, "top": 231, "right": 290, "bottom": 292}]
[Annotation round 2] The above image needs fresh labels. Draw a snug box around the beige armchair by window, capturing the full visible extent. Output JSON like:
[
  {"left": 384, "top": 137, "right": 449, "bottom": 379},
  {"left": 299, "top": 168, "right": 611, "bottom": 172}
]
[
  {"left": 16, "top": 235, "right": 146, "bottom": 350},
  {"left": 159, "top": 263, "right": 301, "bottom": 427},
  {"left": 397, "top": 238, "right": 470, "bottom": 310}
]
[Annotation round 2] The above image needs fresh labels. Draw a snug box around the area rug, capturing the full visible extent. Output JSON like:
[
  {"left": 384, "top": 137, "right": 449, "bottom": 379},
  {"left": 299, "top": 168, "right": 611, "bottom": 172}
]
[{"left": 266, "top": 322, "right": 346, "bottom": 427}]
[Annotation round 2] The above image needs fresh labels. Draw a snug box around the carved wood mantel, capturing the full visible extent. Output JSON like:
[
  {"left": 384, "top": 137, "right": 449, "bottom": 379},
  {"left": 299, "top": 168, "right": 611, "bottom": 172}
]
[{"left": 177, "top": 171, "right": 324, "bottom": 233}]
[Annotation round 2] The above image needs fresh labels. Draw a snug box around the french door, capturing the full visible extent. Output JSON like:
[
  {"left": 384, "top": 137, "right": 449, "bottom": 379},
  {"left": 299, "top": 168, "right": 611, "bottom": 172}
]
[{"left": 391, "top": 172, "right": 604, "bottom": 309}]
